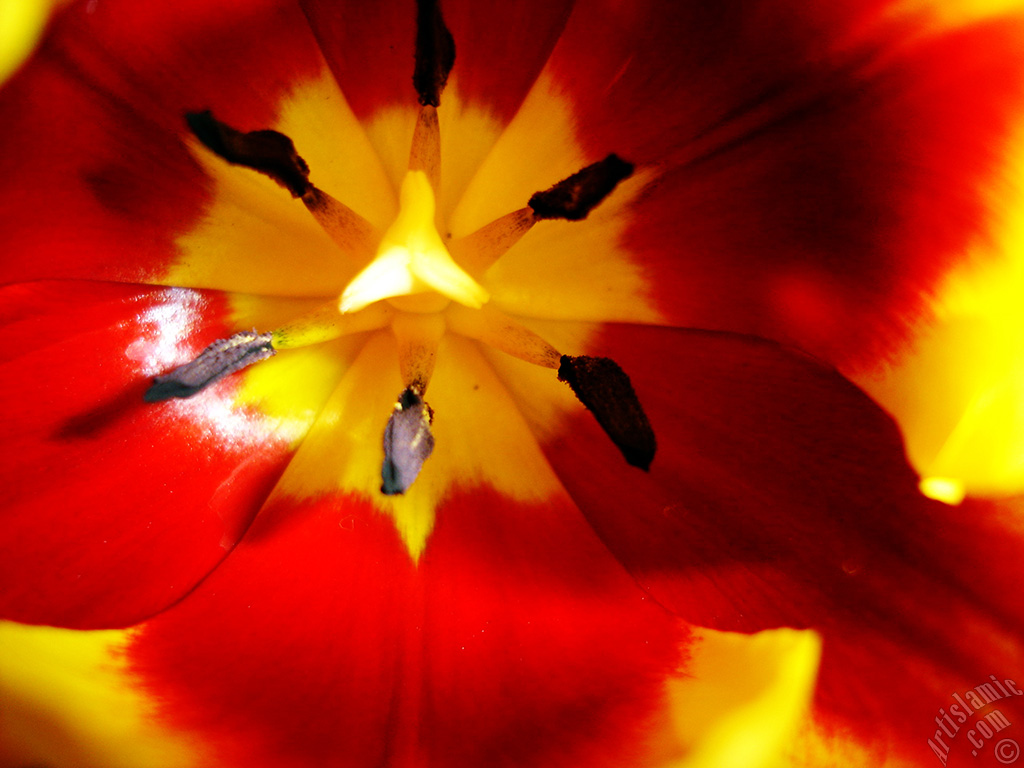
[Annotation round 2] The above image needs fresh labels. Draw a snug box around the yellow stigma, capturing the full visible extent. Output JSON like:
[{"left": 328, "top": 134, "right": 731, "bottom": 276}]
[{"left": 339, "top": 170, "right": 489, "bottom": 314}]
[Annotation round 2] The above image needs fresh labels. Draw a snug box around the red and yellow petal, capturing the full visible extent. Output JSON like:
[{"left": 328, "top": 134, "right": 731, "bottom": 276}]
[
  {"left": 0, "top": 621, "right": 206, "bottom": 767},
  {"left": 301, "top": 0, "right": 573, "bottom": 127},
  {"left": 0, "top": 621, "right": 826, "bottom": 768},
  {"left": 111, "top": 312, "right": 680, "bottom": 767},
  {"left": 525, "top": 322, "right": 1024, "bottom": 762},
  {"left": 506, "top": 0, "right": 1024, "bottom": 367},
  {"left": 448, "top": 78, "right": 665, "bottom": 325},
  {"left": 301, "top": 0, "right": 575, "bottom": 212},
  {"left": 0, "top": 0, "right": 331, "bottom": 287},
  {"left": 669, "top": 627, "right": 822, "bottom": 768},
  {"left": 0, "top": 281, "right": 324, "bottom": 628},
  {"left": 855, "top": 123, "right": 1024, "bottom": 498},
  {"left": 127, "top": 487, "right": 687, "bottom": 768},
  {"left": 0, "top": 0, "right": 64, "bottom": 84}
]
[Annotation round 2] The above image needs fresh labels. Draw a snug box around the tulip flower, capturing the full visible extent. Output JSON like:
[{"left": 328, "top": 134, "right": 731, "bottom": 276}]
[{"left": 2, "top": 1, "right": 1024, "bottom": 766}]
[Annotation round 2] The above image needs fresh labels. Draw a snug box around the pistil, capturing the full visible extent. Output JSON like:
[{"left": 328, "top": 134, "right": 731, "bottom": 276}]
[{"left": 338, "top": 170, "right": 488, "bottom": 314}]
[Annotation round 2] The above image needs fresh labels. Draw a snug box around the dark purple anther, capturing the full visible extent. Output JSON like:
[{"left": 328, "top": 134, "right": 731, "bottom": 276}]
[
  {"left": 381, "top": 387, "right": 435, "bottom": 495},
  {"left": 529, "top": 155, "right": 634, "bottom": 221},
  {"left": 144, "top": 330, "right": 275, "bottom": 402},
  {"left": 558, "top": 354, "right": 656, "bottom": 470}
]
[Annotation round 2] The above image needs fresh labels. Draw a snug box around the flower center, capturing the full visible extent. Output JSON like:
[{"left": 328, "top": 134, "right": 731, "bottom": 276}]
[
  {"left": 341, "top": 170, "right": 487, "bottom": 315},
  {"left": 145, "top": 0, "right": 656, "bottom": 498}
]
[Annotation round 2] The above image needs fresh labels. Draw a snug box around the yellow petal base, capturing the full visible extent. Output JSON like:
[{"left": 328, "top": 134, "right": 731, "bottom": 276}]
[
  {"left": 662, "top": 627, "right": 822, "bottom": 768},
  {"left": 856, "top": 122, "right": 1024, "bottom": 499},
  {"left": 0, "top": 621, "right": 203, "bottom": 768}
]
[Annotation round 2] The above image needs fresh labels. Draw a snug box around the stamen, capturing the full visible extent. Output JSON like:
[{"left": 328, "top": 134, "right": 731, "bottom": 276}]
[
  {"left": 392, "top": 312, "right": 445, "bottom": 394},
  {"left": 409, "top": 105, "right": 441, "bottom": 194},
  {"left": 413, "top": 0, "right": 455, "bottom": 108},
  {"left": 557, "top": 355, "right": 656, "bottom": 470},
  {"left": 380, "top": 313, "right": 444, "bottom": 494},
  {"left": 448, "top": 208, "right": 537, "bottom": 276},
  {"left": 187, "top": 111, "right": 380, "bottom": 265},
  {"left": 271, "top": 301, "right": 393, "bottom": 350},
  {"left": 185, "top": 111, "right": 311, "bottom": 198},
  {"left": 445, "top": 304, "right": 560, "bottom": 369},
  {"left": 300, "top": 188, "right": 380, "bottom": 266},
  {"left": 448, "top": 156, "right": 633, "bottom": 277},
  {"left": 446, "top": 302, "right": 655, "bottom": 472},
  {"left": 382, "top": 386, "right": 435, "bottom": 495},
  {"left": 529, "top": 154, "right": 634, "bottom": 221},
  {"left": 144, "top": 330, "right": 274, "bottom": 402}
]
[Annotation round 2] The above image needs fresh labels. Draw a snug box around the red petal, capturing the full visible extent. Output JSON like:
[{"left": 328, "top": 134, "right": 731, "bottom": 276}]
[
  {"left": 801, "top": 500, "right": 1024, "bottom": 766},
  {"left": 129, "top": 488, "right": 686, "bottom": 768},
  {"left": 534, "top": 323, "right": 1024, "bottom": 758},
  {"left": 542, "top": 0, "right": 889, "bottom": 163},
  {"left": 0, "top": 281, "right": 295, "bottom": 628},
  {"left": 543, "top": 2, "right": 1024, "bottom": 365},
  {"left": 0, "top": 1, "right": 326, "bottom": 286}
]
